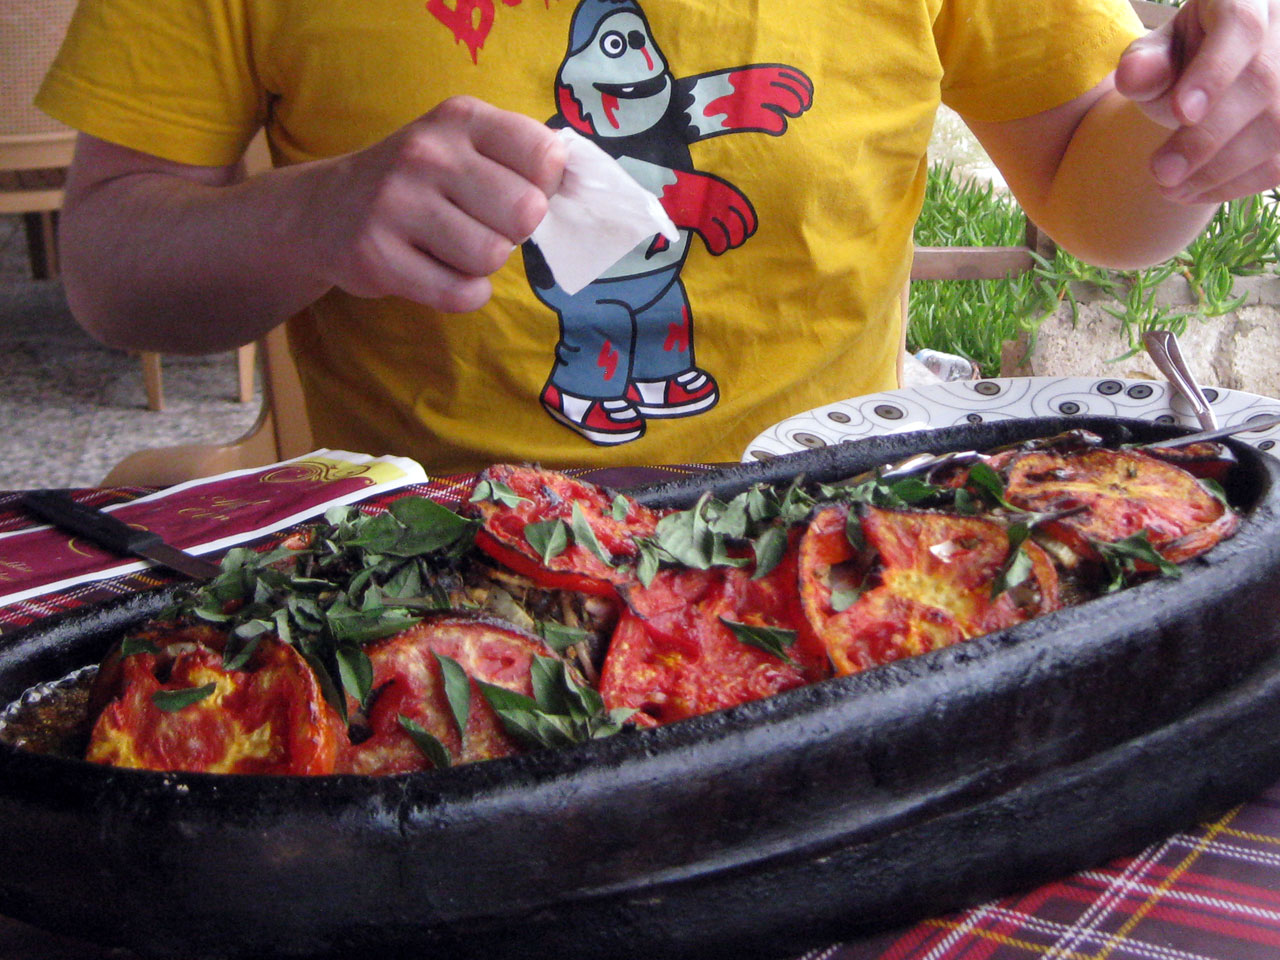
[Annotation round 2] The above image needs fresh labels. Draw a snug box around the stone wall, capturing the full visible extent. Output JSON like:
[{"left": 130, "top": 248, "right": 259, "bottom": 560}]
[{"left": 1001, "top": 276, "right": 1280, "bottom": 397}]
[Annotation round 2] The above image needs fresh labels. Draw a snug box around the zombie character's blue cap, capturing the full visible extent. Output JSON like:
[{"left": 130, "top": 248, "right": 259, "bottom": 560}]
[{"left": 568, "top": 0, "right": 642, "bottom": 54}]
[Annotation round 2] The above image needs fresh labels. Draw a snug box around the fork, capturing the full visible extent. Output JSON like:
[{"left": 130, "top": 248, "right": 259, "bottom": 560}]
[{"left": 1143, "top": 329, "right": 1218, "bottom": 431}]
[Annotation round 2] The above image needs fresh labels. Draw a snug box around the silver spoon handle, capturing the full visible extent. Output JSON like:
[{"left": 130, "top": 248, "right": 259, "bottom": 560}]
[
  {"left": 1145, "top": 411, "right": 1280, "bottom": 448},
  {"left": 1143, "top": 330, "right": 1219, "bottom": 430}
]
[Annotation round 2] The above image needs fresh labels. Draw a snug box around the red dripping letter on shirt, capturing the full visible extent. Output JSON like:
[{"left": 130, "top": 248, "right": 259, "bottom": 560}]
[{"left": 426, "top": 0, "right": 497, "bottom": 64}]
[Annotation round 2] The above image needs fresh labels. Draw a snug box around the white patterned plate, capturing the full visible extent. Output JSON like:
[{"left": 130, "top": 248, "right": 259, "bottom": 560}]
[{"left": 741, "top": 376, "right": 1280, "bottom": 461}]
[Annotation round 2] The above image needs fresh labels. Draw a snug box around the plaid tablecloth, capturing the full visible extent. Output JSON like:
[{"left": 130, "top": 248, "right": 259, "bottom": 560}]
[{"left": 2, "top": 457, "right": 1279, "bottom": 960}]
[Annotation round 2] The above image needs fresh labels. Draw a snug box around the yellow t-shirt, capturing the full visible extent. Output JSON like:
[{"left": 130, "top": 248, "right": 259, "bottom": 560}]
[{"left": 38, "top": 0, "right": 1142, "bottom": 474}]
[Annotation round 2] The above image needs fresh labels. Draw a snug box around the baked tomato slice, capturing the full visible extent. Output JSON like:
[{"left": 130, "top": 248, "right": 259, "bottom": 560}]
[
  {"left": 800, "top": 504, "right": 1060, "bottom": 675},
  {"left": 599, "top": 533, "right": 829, "bottom": 727},
  {"left": 1143, "top": 441, "right": 1235, "bottom": 485},
  {"left": 86, "top": 625, "right": 345, "bottom": 775},
  {"left": 467, "top": 464, "right": 662, "bottom": 597},
  {"left": 1003, "top": 447, "right": 1238, "bottom": 564},
  {"left": 867, "top": 506, "right": 1061, "bottom": 636},
  {"left": 345, "top": 614, "right": 550, "bottom": 775}
]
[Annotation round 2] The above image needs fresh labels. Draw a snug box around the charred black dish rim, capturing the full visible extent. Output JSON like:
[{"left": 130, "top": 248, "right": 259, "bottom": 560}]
[{"left": 2, "top": 415, "right": 1280, "bottom": 960}]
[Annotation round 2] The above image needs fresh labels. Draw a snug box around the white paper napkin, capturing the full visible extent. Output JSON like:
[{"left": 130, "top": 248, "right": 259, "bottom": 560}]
[{"left": 530, "top": 128, "right": 679, "bottom": 295}]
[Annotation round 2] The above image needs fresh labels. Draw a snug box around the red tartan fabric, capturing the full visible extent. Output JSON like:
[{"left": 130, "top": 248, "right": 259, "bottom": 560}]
[{"left": 1, "top": 473, "right": 1279, "bottom": 960}]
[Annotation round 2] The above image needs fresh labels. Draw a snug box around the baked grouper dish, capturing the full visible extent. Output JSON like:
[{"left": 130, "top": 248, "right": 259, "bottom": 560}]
[{"left": 6, "top": 429, "right": 1240, "bottom": 776}]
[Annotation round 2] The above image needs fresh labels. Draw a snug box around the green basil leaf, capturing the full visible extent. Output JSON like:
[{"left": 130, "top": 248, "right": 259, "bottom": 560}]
[
  {"left": 335, "top": 645, "right": 374, "bottom": 708},
  {"left": 525, "top": 518, "right": 570, "bottom": 564},
  {"left": 232, "top": 618, "right": 273, "bottom": 640},
  {"left": 965, "top": 461, "right": 1015, "bottom": 509},
  {"left": 707, "top": 496, "right": 749, "bottom": 539},
  {"left": 499, "top": 709, "right": 579, "bottom": 750},
  {"left": 385, "top": 497, "right": 478, "bottom": 556},
  {"left": 776, "top": 477, "right": 815, "bottom": 524},
  {"left": 886, "top": 477, "right": 944, "bottom": 504},
  {"left": 189, "top": 599, "right": 234, "bottom": 624},
  {"left": 287, "top": 595, "right": 327, "bottom": 632},
  {"left": 345, "top": 512, "right": 403, "bottom": 554},
  {"left": 151, "top": 683, "right": 217, "bottom": 713},
  {"left": 607, "top": 706, "right": 639, "bottom": 728},
  {"left": 829, "top": 582, "right": 865, "bottom": 612},
  {"left": 531, "top": 656, "right": 571, "bottom": 717},
  {"left": 222, "top": 632, "right": 263, "bottom": 671},
  {"left": 720, "top": 618, "right": 797, "bottom": 666},
  {"left": 475, "top": 680, "right": 540, "bottom": 715},
  {"left": 845, "top": 509, "right": 866, "bottom": 552},
  {"left": 710, "top": 537, "right": 752, "bottom": 569},
  {"left": 952, "top": 487, "right": 978, "bottom": 516},
  {"left": 991, "top": 522, "right": 1034, "bottom": 598},
  {"left": 571, "top": 502, "right": 615, "bottom": 568},
  {"left": 477, "top": 667, "right": 627, "bottom": 749},
  {"left": 120, "top": 636, "right": 160, "bottom": 657},
  {"left": 476, "top": 679, "right": 575, "bottom": 750},
  {"left": 636, "top": 540, "right": 663, "bottom": 587},
  {"left": 325, "top": 604, "right": 421, "bottom": 644},
  {"left": 323, "top": 504, "right": 359, "bottom": 527},
  {"left": 1095, "top": 531, "right": 1182, "bottom": 591},
  {"left": 470, "top": 480, "right": 528, "bottom": 509},
  {"left": 652, "top": 494, "right": 716, "bottom": 569},
  {"left": 611, "top": 494, "right": 630, "bottom": 521},
  {"left": 751, "top": 526, "right": 788, "bottom": 579},
  {"left": 271, "top": 607, "right": 293, "bottom": 648},
  {"left": 746, "top": 485, "right": 777, "bottom": 523},
  {"left": 537, "top": 621, "right": 591, "bottom": 653},
  {"left": 571, "top": 673, "right": 605, "bottom": 714},
  {"left": 434, "top": 653, "right": 471, "bottom": 739},
  {"left": 1200, "top": 477, "right": 1229, "bottom": 506},
  {"left": 300, "top": 649, "right": 348, "bottom": 725},
  {"left": 397, "top": 714, "right": 451, "bottom": 769}
]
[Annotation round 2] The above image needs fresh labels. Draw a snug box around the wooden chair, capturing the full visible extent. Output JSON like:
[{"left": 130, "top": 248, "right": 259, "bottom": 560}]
[
  {"left": 137, "top": 347, "right": 258, "bottom": 412},
  {"left": 0, "top": 0, "right": 77, "bottom": 278},
  {"left": 102, "top": 323, "right": 315, "bottom": 486},
  {"left": 2, "top": 0, "right": 254, "bottom": 413}
]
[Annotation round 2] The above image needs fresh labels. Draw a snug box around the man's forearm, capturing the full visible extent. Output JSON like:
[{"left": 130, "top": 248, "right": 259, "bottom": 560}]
[
  {"left": 1032, "top": 92, "right": 1217, "bottom": 269},
  {"left": 60, "top": 159, "right": 334, "bottom": 354},
  {"left": 58, "top": 101, "right": 566, "bottom": 356}
]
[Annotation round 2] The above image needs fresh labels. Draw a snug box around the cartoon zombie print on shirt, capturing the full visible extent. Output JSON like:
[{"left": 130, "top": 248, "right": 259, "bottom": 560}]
[{"left": 524, "top": 0, "right": 812, "bottom": 445}]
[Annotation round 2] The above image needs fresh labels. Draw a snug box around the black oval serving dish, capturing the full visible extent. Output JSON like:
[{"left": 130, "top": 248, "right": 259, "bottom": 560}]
[{"left": 3, "top": 416, "right": 1280, "bottom": 960}]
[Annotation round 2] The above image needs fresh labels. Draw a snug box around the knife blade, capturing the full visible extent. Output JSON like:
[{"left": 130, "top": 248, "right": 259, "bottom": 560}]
[{"left": 20, "top": 490, "right": 222, "bottom": 580}]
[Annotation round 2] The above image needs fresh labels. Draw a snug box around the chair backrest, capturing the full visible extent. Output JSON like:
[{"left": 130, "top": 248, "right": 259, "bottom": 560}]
[
  {"left": 0, "top": 0, "right": 76, "bottom": 219},
  {"left": 260, "top": 323, "right": 315, "bottom": 460},
  {"left": 1, "top": 0, "right": 74, "bottom": 131},
  {"left": 100, "top": 324, "right": 315, "bottom": 486}
]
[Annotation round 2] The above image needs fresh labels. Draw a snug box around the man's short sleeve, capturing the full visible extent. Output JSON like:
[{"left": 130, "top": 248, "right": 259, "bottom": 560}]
[
  {"left": 35, "top": 0, "right": 263, "bottom": 166},
  {"left": 935, "top": 0, "right": 1145, "bottom": 123}
]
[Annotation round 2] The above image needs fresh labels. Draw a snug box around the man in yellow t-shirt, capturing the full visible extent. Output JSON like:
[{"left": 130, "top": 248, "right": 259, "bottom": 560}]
[{"left": 35, "top": 0, "right": 1280, "bottom": 474}]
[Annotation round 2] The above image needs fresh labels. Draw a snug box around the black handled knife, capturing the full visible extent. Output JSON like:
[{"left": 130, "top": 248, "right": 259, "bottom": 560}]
[{"left": 21, "top": 490, "right": 222, "bottom": 580}]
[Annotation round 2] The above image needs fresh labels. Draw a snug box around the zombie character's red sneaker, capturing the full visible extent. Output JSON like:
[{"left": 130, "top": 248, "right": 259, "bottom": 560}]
[
  {"left": 627, "top": 368, "right": 719, "bottom": 417},
  {"left": 541, "top": 384, "right": 645, "bottom": 445}
]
